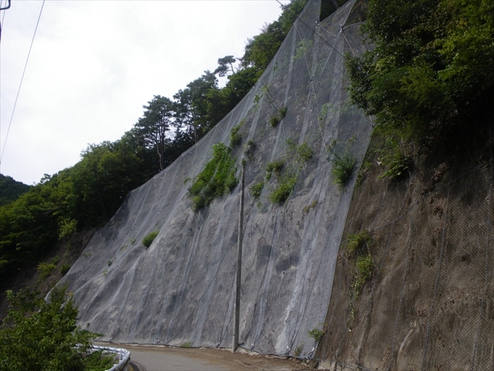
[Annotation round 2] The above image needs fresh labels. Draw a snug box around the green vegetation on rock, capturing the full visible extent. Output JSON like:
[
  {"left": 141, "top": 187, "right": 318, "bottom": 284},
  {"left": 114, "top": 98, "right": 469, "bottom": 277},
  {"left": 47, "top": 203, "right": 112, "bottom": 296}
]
[
  {"left": 268, "top": 173, "right": 298, "bottom": 204},
  {"left": 345, "top": 231, "right": 375, "bottom": 298},
  {"left": 229, "top": 122, "right": 243, "bottom": 148},
  {"left": 188, "top": 143, "right": 238, "bottom": 211},
  {"left": 308, "top": 326, "right": 325, "bottom": 342},
  {"left": 142, "top": 230, "right": 159, "bottom": 248},
  {"left": 331, "top": 152, "right": 357, "bottom": 189},
  {"left": 249, "top": 181, "right": 265, "bottom": 200}
]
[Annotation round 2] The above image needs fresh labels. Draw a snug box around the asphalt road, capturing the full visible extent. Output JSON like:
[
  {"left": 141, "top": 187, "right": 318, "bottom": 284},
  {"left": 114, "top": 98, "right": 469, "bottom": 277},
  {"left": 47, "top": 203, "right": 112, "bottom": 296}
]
[
  {"left": 107, "top": 343, "right": 310, "bottom": 371},
  {"left": 119, "top": 344, "right": 235, "bottom": 371}
]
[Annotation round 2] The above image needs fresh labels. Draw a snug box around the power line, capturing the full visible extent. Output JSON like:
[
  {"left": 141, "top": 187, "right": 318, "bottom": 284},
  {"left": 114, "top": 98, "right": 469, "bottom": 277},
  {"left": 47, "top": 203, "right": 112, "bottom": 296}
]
[{"left": 0, "top": 0, "right": 45, "bottom": 171}]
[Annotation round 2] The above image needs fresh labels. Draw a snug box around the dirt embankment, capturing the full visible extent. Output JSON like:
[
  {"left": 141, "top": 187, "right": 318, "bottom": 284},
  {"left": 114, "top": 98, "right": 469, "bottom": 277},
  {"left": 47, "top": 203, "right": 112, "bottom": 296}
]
[{"left": 317, "top": 133, "right": 494, "bottom": 370}]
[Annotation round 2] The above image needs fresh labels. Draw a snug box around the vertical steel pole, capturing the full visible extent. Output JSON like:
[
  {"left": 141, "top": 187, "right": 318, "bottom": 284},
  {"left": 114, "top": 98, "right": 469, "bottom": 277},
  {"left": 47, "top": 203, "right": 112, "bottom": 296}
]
[{"left": 233, "top": 160, "right": 245, "bottom": 352}]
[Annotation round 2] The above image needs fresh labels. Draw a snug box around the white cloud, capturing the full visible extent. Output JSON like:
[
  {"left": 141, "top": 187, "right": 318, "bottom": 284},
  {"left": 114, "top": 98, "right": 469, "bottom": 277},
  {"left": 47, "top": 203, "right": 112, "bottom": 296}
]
[{"left": 0, "top": 0, "right": 287, "bottom": 184}]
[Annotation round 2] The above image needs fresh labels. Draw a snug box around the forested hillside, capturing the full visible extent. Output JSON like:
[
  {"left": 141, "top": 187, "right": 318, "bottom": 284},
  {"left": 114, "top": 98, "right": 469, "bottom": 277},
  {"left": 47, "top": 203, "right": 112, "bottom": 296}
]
[
  {"left": 347, "top": 0, "right": 494, "bottom": 157},
  {"left": 0, "top": 175, "right": 29, "bottom": 206}
]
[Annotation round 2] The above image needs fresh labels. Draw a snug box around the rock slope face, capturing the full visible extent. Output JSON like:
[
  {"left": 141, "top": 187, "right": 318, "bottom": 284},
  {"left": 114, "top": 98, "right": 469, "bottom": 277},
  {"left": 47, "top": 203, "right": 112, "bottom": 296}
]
[{"left": 59, "top": 0, "right": 371, "bottom": 357}]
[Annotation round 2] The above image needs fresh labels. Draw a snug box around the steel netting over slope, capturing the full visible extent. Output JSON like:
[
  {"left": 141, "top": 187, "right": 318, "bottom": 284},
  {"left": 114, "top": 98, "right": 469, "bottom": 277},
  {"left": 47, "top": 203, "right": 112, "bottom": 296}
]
[
  {"left": 320, "top": 156, "right": 494, "bottom": 369},
  {"left": 58, "top": 0, "right": 372, "bottom": 358}
]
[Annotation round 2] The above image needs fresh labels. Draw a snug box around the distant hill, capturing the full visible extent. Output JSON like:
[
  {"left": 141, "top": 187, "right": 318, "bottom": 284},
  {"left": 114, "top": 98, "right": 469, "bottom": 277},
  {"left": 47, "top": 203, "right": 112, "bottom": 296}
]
[{"left": 0, "top": 174, "right": 30, "bottom": 206}]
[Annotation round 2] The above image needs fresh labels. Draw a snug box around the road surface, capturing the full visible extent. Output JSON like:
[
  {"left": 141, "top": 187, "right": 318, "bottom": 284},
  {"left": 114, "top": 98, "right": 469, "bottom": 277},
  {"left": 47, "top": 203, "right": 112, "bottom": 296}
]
[{"left": 107, "top": 344, "right": 312, "bottom": 371}]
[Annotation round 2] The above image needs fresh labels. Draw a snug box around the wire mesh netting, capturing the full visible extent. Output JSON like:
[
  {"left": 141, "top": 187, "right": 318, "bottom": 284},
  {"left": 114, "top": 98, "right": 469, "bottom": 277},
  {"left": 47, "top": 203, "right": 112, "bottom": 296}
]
[
  {"left": 318, "top": 153, "right": 494, "bottom": 369},
  {"left": 58, "top": 0, "right": 375, "bottom": 357}
]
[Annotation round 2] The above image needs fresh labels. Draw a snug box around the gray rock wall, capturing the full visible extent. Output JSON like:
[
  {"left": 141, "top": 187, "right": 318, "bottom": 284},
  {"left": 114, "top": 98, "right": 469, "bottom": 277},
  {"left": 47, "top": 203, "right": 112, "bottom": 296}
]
[{"left": 59, "top": 0, "right": 372, "bottom": 357}]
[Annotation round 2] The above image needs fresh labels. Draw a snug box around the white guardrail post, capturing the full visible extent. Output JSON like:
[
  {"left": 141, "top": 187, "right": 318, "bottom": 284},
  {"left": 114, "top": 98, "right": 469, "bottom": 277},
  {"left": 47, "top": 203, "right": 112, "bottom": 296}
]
[{"left": 91, "top": 345, "right": 131, "bottom": 371}]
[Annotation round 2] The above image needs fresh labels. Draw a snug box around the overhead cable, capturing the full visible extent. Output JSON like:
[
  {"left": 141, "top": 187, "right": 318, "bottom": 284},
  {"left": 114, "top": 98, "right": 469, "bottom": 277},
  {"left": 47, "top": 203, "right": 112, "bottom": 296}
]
[{"left": 0, "top": 0, "right": 45, "bottom": 168}]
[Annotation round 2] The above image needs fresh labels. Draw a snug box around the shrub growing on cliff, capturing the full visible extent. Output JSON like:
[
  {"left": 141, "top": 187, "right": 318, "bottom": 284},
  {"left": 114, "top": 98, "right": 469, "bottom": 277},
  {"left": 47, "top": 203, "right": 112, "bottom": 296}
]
[
  {"left": 297, "top": 142, "right": 313, "bottom": 162},
  {"left": 249, "top": 181, "right": 264, "bottom": 200},
  {"left": 142, "top": 230, "right": 159, "bottom": 248},
  {"left": 378, "top": 142, "right": 413, "bottom": 181},
  {"left": 308, "top": 326, "right": 324, "bottom": 342},
  {"left": 345, "top": 231, "right": 376, "bottom": 298},
  {"left": 229, "top": 122, "right": 243, "bottom": 148},
  {"left": 268, "top": 173, "right": 298, "bottom": 204},
  {"left": 354, "top": 254, "right": 375, "bottom": 296},
  {"left": 188, "top": 143, "right": 238, "bottom": 211},
  {"left": 266, "top": 160, "right": 284, "bottom": 180},
  {"left": 346, "top": 230, "right": 372, "bottom": 256},
  {"left": 331, "top": 152, "right": 357, "bottom": 189}
]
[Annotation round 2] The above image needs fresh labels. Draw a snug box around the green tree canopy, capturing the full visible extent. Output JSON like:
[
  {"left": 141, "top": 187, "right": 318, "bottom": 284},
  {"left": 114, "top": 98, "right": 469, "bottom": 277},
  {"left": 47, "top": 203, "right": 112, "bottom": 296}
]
[
  {"left": 346, "top": 0, "right": 494, "bottom": 148},
  {"left": 0, "top": 175, "right": 30, "bottom": 206},
  {"left": 135, "top": 95, "right": 175, "bottom": 171},
  {"left": 214, "top": 55, "right": 237, "bottom": 77},
  {"left": 0, "top": 286, "right": 114, "bottom": 371},
  {"left": 174, "top": 71, "right": 219, "bottom": 143}
]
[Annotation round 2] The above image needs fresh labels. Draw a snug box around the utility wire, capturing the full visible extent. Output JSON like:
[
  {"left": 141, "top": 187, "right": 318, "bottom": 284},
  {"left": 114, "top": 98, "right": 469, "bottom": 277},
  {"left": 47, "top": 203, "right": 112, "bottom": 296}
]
[{"left": 0, "top": 0, "right": 45, "bottom": 171}]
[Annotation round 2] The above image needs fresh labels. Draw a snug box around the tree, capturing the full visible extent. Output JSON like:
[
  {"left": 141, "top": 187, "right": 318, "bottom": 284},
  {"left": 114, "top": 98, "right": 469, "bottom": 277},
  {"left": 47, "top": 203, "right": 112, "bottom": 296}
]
[
  {"left": 0, "top": 285, "right": 114, "bottom": 371},
  {"left": 135, "top": 95, "right": 175, "bottom": 171},
  {"left": 214, "top": 55, "right": 237, "bottom": 77},
  {"left": 0, "top": 175, "right": 30, "bottom": 206},
  {"left": 71, "top": 140, "right": 150, "bottom": 226},
  {"left": 241, "top": 0, "right": 307, "bottom": 74},
  {"left": 174, "top": 71, "right": 218, "bottom": 143},
  {"left": 0, "top": 185, "right": 60, "bottom": 281},
  {"left": 346, "top": 0, "right": 494, "bottom": 148},
  {"left": 242, "top": 21, "right": 285, "bottom": 74}
]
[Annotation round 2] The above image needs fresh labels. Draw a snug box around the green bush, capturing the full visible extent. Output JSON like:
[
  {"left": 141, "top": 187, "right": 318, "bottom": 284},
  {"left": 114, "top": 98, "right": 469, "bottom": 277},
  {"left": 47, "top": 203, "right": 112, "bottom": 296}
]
[
  {"left": 346, "top": 230, "right": 372, "bottom": 256},
  {"left": 346, "top": 0, "right": 494, "bottom": 149},
  {"left": 268, "top": 174, "right": 297, "bottom": 204},
  {"left": 60, "top": 264, "right": 71, "bottom": 275},
  {"left": 37, "top": 261, "right": 57, "bottom": 281},
  {"left": 379, "top": 151, "right": 412, "bottom": 180},
  {"left": 58, "top": 218, "right": 77, "bottom": 240},
  {"left": 331, "top": 152, "right": 357, "bottom": 189},
  {"left": 0, "top": 286, "right": 114, "bottom": 371},
  {"left": 278, "top": 106, "right": 288, "bottom": 119},
  {"left": 269, "top": 115, "right": 280, "bottom": 127},
  {"left": 266, "top": 160, "right": 284, "bottom": 180},
  {"left": 249, "top": 181, "right": 264, "bottom": 200},
  {"left": 142, "top": 230, "right": 159, "bottom": 248},
  {"left": 229, "top": 123, "right": 243, "bottom": 148},
  {"left": 188, "top": 143, "right": 238, "bottom": 211},
  {"left": 354, "top": 254, "right": 375, "bottom": 296},
  {"left": 269, "top": 106, "right": 288, "bottom": 128},
  {"left": 345, "top": 231, "right": 375, "bottom": 298},
  {"left": 308, "top": 327, "right": 324, "bottom": 342},
  {"left": 244, "top": 140, "right": 256, "bottom": 160},
  {"left": 297, "top": 142, "right": 313, "bottom": 162},
  {"left": 293, "top": 344, "right": 303, "bottom": 357}
]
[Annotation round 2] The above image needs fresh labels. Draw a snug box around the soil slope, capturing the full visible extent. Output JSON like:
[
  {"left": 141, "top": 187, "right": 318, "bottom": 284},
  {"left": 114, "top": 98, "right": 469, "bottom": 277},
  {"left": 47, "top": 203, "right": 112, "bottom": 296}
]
[{"left": 317, "top": 135, "right": 494, "bottom": 370}]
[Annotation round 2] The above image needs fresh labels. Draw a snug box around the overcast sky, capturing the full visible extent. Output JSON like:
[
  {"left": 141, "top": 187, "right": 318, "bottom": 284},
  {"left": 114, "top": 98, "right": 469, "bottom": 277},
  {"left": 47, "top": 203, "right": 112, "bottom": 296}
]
[{"left": 0, "top": 0, "right": 288, "bottom": 185}]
